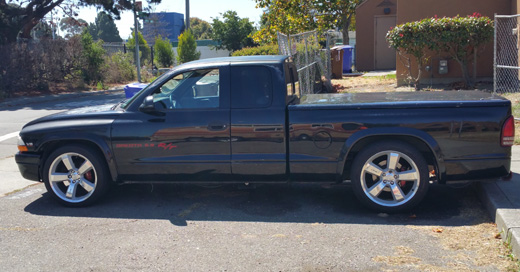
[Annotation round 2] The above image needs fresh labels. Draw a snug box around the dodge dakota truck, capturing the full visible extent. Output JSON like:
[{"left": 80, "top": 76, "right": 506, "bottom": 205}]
[{"left": 15, "top": 55, "right": 514, "bottom": 212}]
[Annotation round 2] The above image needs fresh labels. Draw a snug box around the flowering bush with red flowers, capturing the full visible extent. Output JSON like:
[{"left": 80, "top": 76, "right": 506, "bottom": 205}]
[{"left": 386, "top": 14, "right": 494, "bottom": 89}]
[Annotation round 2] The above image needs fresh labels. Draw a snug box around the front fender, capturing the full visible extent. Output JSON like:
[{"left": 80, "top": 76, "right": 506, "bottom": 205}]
[{"left": 25, "top": 128, "right": 119, "bottom": 183}]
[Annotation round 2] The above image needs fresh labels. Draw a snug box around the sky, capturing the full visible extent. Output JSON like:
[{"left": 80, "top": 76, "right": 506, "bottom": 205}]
[{"left": 77, "top": 0, "right": 264, "bottom": 40}]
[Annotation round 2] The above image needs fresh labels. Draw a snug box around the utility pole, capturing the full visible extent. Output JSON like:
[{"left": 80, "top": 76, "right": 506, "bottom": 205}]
[
  {"left": 133, "top": 0, "right": 142, "bottom": 82},
  {"left": 185, "top": 0, "right": 190, "bottom": 29}
]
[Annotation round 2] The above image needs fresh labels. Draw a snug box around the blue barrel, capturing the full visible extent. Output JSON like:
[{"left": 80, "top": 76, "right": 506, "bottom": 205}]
[
  {"left": 124, "top": 82, "right": 148, "bottom": 98},
  {"left": 341, "top": 45, "right": 354, "bottom": 73}
]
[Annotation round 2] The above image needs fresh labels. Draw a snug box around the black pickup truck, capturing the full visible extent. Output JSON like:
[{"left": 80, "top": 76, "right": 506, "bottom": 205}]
[{"left": 15, "top": 55, "right": 514, "bottom": 212}]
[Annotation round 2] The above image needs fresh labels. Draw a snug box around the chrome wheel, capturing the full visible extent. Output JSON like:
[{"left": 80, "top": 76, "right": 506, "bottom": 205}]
[
  {"left": 360, "top": 150, "right": 420, "bottom": 207},
  {"left": 48, "top": 152, "right": 97, "bottom": 203}
]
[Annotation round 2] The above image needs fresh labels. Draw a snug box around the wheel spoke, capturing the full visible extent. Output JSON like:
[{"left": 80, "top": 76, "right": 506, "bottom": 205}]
[
  {"left": 398, "top": 169, "right": 418, "bottom": 181},
  {"left": 65, "top": 182, "right": 79, "bottom": 199},
  {"left": 77, "top": 161, "right": 93, "bottom": 175},
  {"left": 61, "top": 154, "right": 75, "bottom": 171},
  {"left": 387, "top": 152, "right": 400, "bottom": 171},
  {"left": 390, "top": 183, "right": 405, "bottom": 202},
  {"left": 364, "top": 162, "right": 383, "bottom": 176},
  {"left": 50, "top": 173, "right": 69, "bottom": 183},
  {"left": 368, "top": 180, "right": 386, "bottom": 198},
  {"left": 79, "top": 178, "right": 95, "bottom": 192}
]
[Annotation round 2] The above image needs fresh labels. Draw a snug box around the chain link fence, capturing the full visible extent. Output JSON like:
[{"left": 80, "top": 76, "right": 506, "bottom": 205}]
[
  {"left": 494, "top": 14, "right": 520, "bottom": 93},
  {"left": 102, "top": 42, "right": 126, "bottom": 56},
  {"left": 278, "top": 31, "right": 332, "bottom": 94}
]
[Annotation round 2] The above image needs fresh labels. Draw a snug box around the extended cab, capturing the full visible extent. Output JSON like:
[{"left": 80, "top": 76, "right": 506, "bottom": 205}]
[{"left": 15, "top": 56, "right": 514, "bottom": 212}]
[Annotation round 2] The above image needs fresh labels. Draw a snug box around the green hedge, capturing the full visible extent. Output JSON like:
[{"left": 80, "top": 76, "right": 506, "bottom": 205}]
[
  {"left": 386, "top": 14, "right": 493, "bottom": 89},
  {"left": 231, "top": 44, "right": 279, "bottom": 56}
]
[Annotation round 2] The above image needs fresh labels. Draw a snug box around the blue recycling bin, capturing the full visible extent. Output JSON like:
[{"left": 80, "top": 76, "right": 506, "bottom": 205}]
[
  {"left": 341, "top": 45, "right": 354, "bottom": 73},
  {"left": 124, "top": 82, "right": 148, "bottom": 99}
]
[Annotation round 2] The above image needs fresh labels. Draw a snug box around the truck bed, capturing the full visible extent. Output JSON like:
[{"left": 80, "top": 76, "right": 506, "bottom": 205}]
[{"left": 295, "top": 91, "right": 510, "bottom": 109}]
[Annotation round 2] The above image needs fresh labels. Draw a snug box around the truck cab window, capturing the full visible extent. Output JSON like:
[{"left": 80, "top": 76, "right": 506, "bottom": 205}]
[
  {"left": 152, "top": 69, "right": 220, "bottom": 110},
  {"left": 231, "top": 66, "right": 272, "bottom": 109}
]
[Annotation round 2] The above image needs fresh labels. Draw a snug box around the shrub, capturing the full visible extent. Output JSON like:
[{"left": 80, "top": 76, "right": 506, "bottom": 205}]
[
  {"left": 177, "top": 30, "right": 200, "bottom": 64},
  {"left": 231, "top": 44, "right": 279, "bottom": 56},
  {"left": 387, "top": 14, "right": 494, "bottom": 89},
  {"left": 0, "top": 37, "right": 84, "bottom": 97},
  {"left": 154, "top": 35, "right": 174, "bottom": 67},
  {"left": 104, "top": 52, "right": 136, "bottom": 84},
  {"left": 127, "top": 31, "right": 151, "bottom": 64}
]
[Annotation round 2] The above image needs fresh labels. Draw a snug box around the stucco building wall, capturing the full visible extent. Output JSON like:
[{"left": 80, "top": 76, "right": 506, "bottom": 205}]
[{"left": 356, "top": 0, "right": 397, "bottom": 71}]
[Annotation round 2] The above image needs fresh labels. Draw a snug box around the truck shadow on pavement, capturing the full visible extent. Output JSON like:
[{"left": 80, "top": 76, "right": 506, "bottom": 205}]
[{"left": 24, "top": 183, "right": 489, "bottom": 227}]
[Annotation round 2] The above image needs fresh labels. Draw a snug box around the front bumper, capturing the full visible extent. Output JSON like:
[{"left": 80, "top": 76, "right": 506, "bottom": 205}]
[{"left": 15, "top": 152, "right": 41, "bottom": 181}]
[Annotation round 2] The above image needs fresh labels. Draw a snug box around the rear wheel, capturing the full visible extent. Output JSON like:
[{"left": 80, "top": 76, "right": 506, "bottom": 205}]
[
  {"left": 43, "top": 145, "right": 110, "bottom": 207},
  {"left": 351, "top": 141, "right": 429, "bottom": 212}
]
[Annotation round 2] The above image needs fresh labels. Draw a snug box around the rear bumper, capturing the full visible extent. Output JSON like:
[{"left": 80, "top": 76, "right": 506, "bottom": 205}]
[
  {"left": 444, "top": 157, "right": 510, "bottom": 183},
  {"left": 15, "top": 152, "right": 41, "bottom": 181}
]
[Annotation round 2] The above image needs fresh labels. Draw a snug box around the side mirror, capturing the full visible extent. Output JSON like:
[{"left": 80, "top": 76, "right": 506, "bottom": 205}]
[{"left": 139, "top": 96, "right": 157, "bottom": 112}]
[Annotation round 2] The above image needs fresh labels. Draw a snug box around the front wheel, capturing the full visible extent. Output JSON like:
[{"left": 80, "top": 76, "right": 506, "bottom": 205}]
[
  {"left": 42, "top": 145, "right": 110, "bottom": 207},
  {"left": 350, "top": 141, "right": 429, "bottom": 212}
]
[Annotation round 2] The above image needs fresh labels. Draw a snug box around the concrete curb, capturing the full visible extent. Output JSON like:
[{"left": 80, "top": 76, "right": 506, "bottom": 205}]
[
  {"left": 476, "top": 181, "right": 520, "bottom": 258},
  {"left": 0, "top": 88, "right": 125, "bottom": 109}
]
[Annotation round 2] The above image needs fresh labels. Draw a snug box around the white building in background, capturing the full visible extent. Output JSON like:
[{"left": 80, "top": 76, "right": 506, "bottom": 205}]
[{"left": 172, "top": 40, "right": 231, "bottom": 60}]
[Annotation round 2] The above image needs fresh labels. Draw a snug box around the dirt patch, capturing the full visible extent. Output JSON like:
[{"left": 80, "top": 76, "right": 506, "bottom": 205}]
[
  {"left": 332, "top": 75, "right": 414, "bottom": 93},
  {"left": 332, "top": 76, "right": 494, "bottom": 93}
]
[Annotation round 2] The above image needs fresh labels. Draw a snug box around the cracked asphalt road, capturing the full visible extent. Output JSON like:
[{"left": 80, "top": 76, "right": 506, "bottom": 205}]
[{"left": 0, "top": 182, "right": 515, "bottom": 271}]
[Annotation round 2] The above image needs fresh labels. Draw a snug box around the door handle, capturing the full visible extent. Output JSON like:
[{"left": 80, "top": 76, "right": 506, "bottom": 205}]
[{"left": 208, "top": 123, "right": 227, "bottom": 131}]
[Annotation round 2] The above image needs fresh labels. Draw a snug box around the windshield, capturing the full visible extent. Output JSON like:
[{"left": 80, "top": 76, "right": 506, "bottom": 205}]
[{"left": 120, "top": 72, "right": 171, "bottom": 110}]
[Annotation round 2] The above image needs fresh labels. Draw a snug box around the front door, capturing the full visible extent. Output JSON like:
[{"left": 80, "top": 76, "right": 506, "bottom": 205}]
[
  {"left": 112, "top": 67, "right": 232, "bottom": 182},
  {"left": 375, "top": 16, "right": 397, "bottom": 70}
]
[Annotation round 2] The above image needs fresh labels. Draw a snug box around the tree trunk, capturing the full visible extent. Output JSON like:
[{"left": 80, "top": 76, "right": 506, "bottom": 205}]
[
  {"left": 20, "top": 18, "right": 40, "bottom": 40},
  {"left": 414, "top": 62, "right": 423, "bottom": 91},
  {"left": 341, "top": 14, "right": 352, "bottom": 45},
  {"left": 456, "top": 58, "right": 472, "bottom": 89}
]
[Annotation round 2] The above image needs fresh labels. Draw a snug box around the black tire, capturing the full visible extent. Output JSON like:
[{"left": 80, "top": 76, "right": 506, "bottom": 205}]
[
  {"left": 42, "top": 145, "right": 110, "bottom": 207},
  {"left": 350, "top": 141, "right": 429, "bottom": 213}
]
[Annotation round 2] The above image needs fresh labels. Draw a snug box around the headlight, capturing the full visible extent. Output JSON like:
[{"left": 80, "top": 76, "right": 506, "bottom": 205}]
[{"left": 17, "top": 136, "right": 28, "bottom": 152}]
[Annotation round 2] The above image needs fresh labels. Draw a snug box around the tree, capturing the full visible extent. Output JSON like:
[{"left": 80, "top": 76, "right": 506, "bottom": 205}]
[
  {"left": 94, "top": 12, "right": 122, "bottom": 42},
  {"left": 154, "top": 35, "right": 174, "bottom": 67},
  {"left": 433, "top": 14, "right": 493, "bottom": 88},
  {"left": 0, "top": 0, "right": 161, "bottom": 45},
  {"left": 80, "top": 29, "right": 106, "bottom": 84},
  {"left": 60, "top": 17, "right": 87, "bottom": 38},
  {"left": 127, "top": 31, "right": 151, "bottom": 64},
  {"left": 386, "top": 19, "right": 432, "bottom": 90},
  {"left": 87, "top": 22, "right": 98, "bottom": 40},
  {"left": 211, "top": 11, "right": 256, "bottom": 52},
  {"left": 253, "top": 0, "right": 362, "bottom": 45},
  {"left": 190, "top": 17, "right": 212, "bottom": 40},
  {"left": 176, "top": 30, "right": 200, "bottom": 64}
]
